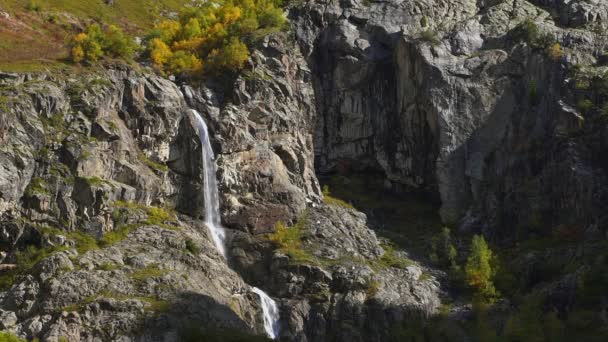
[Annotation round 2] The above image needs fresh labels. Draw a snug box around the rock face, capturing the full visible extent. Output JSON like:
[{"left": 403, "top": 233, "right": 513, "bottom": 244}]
[
  {"left": 0, "top": 67, "right": 279, "bottom": 340},
  {"left": 292, "top": 0, "right": 608, "bottom": 234},
  {"left": 1, "top": 0, "right": 608, "bottom": 341},
  {"left": 0, "top": 30, "right": 441, "bottom": 342}
]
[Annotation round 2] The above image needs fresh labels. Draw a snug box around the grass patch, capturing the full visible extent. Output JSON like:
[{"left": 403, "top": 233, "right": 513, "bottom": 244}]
[
  {"left": 98, "top": 262, "right": 119, "bottom": 271},
  {"left": 138, "top": 152, "right": 169, "bottom": 172},
  {"left": 322, "top": 185, "right": 355, "bottom": 209},
  {"left": 130, "top": 265, "right": 168, "bottom": 282},
  {"left": 63, "top": 291, "right": 169, "bottom": 313},
  {"left": 113, "top": 200, "right": 178, "bottom": 230},
  {"left": 377, "top": 243, "right": 414, "bottom": 269},
  {"left": 0, "top": 244, "right": 68, "bottom": 290},
  {"left": 0, "top": 331, "right": 26, "bottom": 341},
  {"left": 100, "top": 223, "right": 141, "bottom": 247}
]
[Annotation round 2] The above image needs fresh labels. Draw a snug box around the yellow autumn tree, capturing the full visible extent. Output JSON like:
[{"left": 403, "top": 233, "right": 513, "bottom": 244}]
[
  {"left": 145, "top": 0, "right": 285, "bottom": 75},
  {"left": 150, "top": 38, "right": 173, "bottom": 69}
]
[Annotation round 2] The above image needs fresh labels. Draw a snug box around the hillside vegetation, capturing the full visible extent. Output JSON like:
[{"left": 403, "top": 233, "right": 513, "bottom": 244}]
[{"left": 0, "top": 0, "right": 190, "bottom": 69}]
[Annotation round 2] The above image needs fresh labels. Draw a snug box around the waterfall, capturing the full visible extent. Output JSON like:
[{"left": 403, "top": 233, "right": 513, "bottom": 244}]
[
  {"left": 252, "top": 287, "right": 281, "bottom": 339},
  {"left": 191, "top": 109, "right": 227, "bottom": 258},
  {"left": 190, "top": 109, "right": 280, "bottom": 339}
]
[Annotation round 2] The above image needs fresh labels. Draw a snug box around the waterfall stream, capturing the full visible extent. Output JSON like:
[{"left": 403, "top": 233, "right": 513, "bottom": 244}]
[
  {"left": 190, "top": 109, "right": 280, "bottom": 339},
  {"left": 191, "top": 109, "right": 227, "bottom": 258}
]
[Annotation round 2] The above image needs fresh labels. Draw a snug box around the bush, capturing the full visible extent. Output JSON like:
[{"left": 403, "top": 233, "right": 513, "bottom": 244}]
[
  {"left": 514, "top": 19, "right": 540, "bottom": 45},
  {"left": 547, "top": 43, "right": 563, "bottom": 61},
  {"left": 25, "top": 1, "right": 41, "bottom": 12},
  {"left": 145, "top": 0, "right": 286, "bottom": 75},
  {"left": 430, "top": 227, "right": 458, "bottom": 269},
  {"left": 0, "top": 332, "right": 25, "bottom": 342},
  {"left": 465, "top": 235, "right": 498, "bottom": 302},
  {"left": 185, "top": 239, "right": 201, "bottom": 254},
  {"left": 420, "top": 29, "right": 440, "bottom": 46},
  {"left": 379, "top": 243, "right": 413, "bottom": 269},
  {"left": 70, "top": 24, "right": 137, "bottom": 63},
  {"left": 578, "top": 99, "right": 594, "bottom": 113}
]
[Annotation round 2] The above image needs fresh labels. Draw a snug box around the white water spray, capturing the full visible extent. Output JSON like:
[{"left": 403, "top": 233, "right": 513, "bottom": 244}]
[
  {"left": 191, "top": 109, "right": 227, "bottom": 257},
  {"left": 252, "top": 287, "right": 281, "bottom": 339},
  {"left": 190, "top": 109, "right": 280, "bottom": 339}
]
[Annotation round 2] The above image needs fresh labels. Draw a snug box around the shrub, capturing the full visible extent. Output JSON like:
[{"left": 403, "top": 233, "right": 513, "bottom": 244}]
[
  {"left": 547, "top": 43, "right": 563, "bottom": 61},
  {"left": 430, "top": 227, "right": 458, "bottom": 269},
  {"left": 206, "top": 38, "right": 250, "bottom": 73},
  {"left": 420, "top": 16, "right": 428, "bottom": 28},
  {"left": 103, "top": 25, "right": 138, "bottom": 59},
  {"left": 379, "top": 243, "right": 413, "bottom": 269},
  {"left": 70, "top": 24, "right": 137, "bottom": 63},
  {"left": 25, "top": 1, "right": 41, "bottom": 12},
  {"left": 420, "top": 29, "right": 440, "bottom": 46},
  {"left": 185, "top": 239, "right": 201, "bottom": 254},
  {"left": 465, "top": 235, "right": 498, "bottom": 302},
  {"left": 0, "top": 332, "right": 25, "bottom": 342},
  {"left": 269, "top": 213, "right": 316, "bottom": 265},
  {"left": 145, "top": 0, "right": 286, "bottom": 75},
  {"left": 578, "top": 99, "right": 594, "bottom": 113},
  {"left": 514, "top": 19, "right": 540, "bottom": 45}
]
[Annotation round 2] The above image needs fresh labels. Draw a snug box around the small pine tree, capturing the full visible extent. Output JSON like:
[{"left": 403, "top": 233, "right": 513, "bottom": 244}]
[{"left": 465, "top": 234, "right": 498, "bottom": 302}]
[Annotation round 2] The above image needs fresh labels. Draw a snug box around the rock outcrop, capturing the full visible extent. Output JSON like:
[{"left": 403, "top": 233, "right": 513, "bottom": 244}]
[{"left": 292, "top": 0, "right": 608, "bottom": 233}]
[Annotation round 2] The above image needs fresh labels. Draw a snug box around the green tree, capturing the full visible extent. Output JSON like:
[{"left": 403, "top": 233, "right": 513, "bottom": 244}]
[
  {"left": 103, "top": 25, "right": 137, "bottom": 59},
  {"left": 465, "top": 234, "right": 498, "bottom": 302},
  {"left": 430, "top": 227, "right": 458, "bottom": 269}
]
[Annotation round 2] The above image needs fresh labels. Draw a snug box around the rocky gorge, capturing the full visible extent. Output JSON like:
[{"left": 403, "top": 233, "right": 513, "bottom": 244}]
[{"left": 1, "top": 0, "right": 608, "bottom": 341}]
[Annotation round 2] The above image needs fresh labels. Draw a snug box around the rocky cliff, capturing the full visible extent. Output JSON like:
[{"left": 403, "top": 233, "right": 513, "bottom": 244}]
[{"left": 1, "top": 0, "right": 608, "bottom": 341}]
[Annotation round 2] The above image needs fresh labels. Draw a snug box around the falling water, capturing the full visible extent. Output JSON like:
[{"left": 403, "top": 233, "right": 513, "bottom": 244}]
[
  {"left": 190, "top": 109, "right": 281, "bottom": 339},
  {"left": 191, "top": 109, "right": 227, "bottom": 257},
  {"left": 252, "top": 287, "right": 281, "bottom": 339}
]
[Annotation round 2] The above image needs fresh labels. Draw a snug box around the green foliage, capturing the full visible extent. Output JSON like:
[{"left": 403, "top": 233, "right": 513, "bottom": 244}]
[
  {"left": 185, "top": 238, "right": 201, "bottom": 254},
  {"left": 378, "top": 243, "right": 413, "bottom": 269},
  {"left": 578, "top": 99, "right": 594, "bottom": 113},
  {"left": 0, "top": 331, "right": 26, "bottom": 342},
  {"left": 514, "top": 19, "right": 540, "bottom": 44},
  {"left": 465, "top": 235, "right": 498, "bottom": 303},
  {"left": 420, "top": 16, "right": 428, "bottom": 28},
  {"left": 513, "top": 19, "right": 555, "bottom": 49},
  {"left": 24, "top": 177, "right": 49, "bottom": 197},
  {"left": 100, "top": 223, "right": 141, "bottom": 247},
  {"left": 130, "top": 265, "right": 168, "bottom": 282},
  {"left": 70, "top": 24, "right": 137, "bottom": 63},
  {"left": 268, "top": 212, "right": 317, "bottom": 265},
  {"left": 112, "top": 200, "right": 178, "bottom": 231},
  {"left": 430, "top": 227, "right": 458, "bottom": 268},
  {"left": 420, "top": 29, "right": 440, "bottom": 46},
  {"left": 24, "top": 1, "right": 41, "bottom": 12},
  {"left": 322, "top": 185, "right": 355, "bottom": 209},
  {"left": 0, "top": 244, "right": 68, "bottom": 290},
  {"left": 145, "top": 0, "right": 286, "bottom": 75}
]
